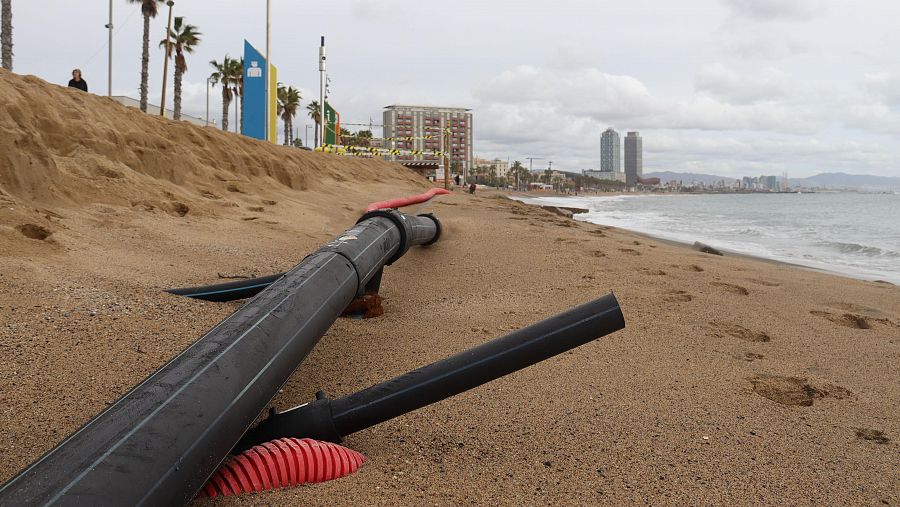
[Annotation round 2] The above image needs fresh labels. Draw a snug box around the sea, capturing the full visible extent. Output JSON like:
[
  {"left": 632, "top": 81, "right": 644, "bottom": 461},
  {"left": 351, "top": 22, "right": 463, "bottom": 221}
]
[{"left": 516, "top": 192, "right": 900, "bottom": 284}]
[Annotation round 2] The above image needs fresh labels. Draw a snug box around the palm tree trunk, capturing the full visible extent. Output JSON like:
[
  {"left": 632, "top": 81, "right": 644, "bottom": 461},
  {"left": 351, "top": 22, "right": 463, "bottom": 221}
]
[
  {"left": 1, "top": 0, "right": 12, "bottom": 71},
  {"left": 139, "top": 13, "right": 150, "bottom": 112},
  {"left": 314, "top": 121, "right": 319, "bottom": 148},
  {"left": 239, "top": 94, "right": 244, "bottom": 134},
  {"left": 283, "top": 117, "right": 289, "bottom": 145},
  {"left": 173, "top": 65, "right": 183, "bottom": 120},
  {"left": 221, "top": 92, "right": 230, "bottom": 132}
]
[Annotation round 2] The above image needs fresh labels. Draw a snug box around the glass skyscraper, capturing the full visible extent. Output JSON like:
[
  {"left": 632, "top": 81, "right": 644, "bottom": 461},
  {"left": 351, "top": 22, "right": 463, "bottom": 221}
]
[{"left": 600, "top": 128, "right": 621, "bottom": 173}]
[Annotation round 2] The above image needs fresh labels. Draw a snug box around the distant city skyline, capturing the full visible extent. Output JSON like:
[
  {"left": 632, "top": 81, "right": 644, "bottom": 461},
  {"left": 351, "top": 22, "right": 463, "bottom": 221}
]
[{"left": 6, "top": 1, "right": 900, "bottom": 177}]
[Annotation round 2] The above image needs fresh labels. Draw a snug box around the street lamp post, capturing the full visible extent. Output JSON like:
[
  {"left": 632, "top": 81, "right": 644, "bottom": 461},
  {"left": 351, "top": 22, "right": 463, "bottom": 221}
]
[
  {"left": 319, "top": 36, "right": 326, "bottom": 148},
  {"left": 266, "top": 0, "right": 271, "bottom": 141},
  {"left": 206, "top": 76, "right": 214, "bottom": 126},
  {"left": 159, "top": 1, "right": 175, "bottom": 117},
  {"left": 106, "top": 0, "right": 113, "bottom": 97}
]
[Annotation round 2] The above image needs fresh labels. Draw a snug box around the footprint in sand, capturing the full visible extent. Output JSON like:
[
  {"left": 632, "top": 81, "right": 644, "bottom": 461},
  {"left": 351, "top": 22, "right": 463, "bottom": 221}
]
[
  {"left": 16, "top": 224, "right": 52, "bottom": 240},
  {"left": 670, "top": 264, "right": 705, "bottom": 272},
  {"left": 747, "top": 278, "right": 781, "bottom": 287},
  {"left": 641, "top": 269, "right": 667, "bottom": 276},
  {"left": 810, "top": 310, "right": 872, "bottom": 330},
  {"left": 663, "top": 289, "right": 693, "bottom": 302},
  {"left": 590, "top": 250, "right": 607, "bottom": 258},
  {"left": 619, "top": 248, "right": 641, "bottom": 256},
  {"left": 748, "top": 375, "right": 853, "bottom": 407},
  {"left": 826, "top": 302, "right": 885, "bottom": 316},
  {"left": 741, "top": 352, "right": 765, "bottom": 362},
  {"left": 167, "top": 202, "right": 189, "bottom": 217},
  {"left": 710, "top": 322, "right": 770, "bottom": 342},
  {"left": 854, "top": 428, "right": 890, "bottom": 444},
  {"left": 711, "top": 282, "right": 750, "bottom": 295}
]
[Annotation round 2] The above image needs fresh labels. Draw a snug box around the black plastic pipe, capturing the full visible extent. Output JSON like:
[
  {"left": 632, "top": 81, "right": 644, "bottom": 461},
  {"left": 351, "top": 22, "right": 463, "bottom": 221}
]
[
  {"left": 236, "top": 293, "right": 624, "bottom": 449},
  {"left": 165, "top": 212, "right": 442, "bottom": 302},
  {"left": 0, "top": 210, "right": 441, "bottom": 506},
  {"left": 165, "top": 272, "right": 286, "bottom": 302}
]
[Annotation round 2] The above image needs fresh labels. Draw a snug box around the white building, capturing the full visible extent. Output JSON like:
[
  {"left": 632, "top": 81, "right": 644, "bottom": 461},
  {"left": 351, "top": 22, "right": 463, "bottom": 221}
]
[{"left": 473, "top": 157, "right": 509, "bottom": 178}]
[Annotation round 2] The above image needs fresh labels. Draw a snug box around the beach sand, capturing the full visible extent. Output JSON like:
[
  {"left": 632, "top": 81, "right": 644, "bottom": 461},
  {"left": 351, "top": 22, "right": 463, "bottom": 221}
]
[{"left": 1, "top": 70, "right": 898, "bottom": 505}]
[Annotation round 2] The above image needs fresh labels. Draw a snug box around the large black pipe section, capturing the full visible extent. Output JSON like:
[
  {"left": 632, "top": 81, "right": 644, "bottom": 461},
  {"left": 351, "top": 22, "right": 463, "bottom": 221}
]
[
  {"left": 0, "top": 210, "right": 441, "bottom": 506},
  {"left": 236, "top": 293, "right": 624, "bottom": 449},
  {"left": 165, "top": 212, "right": 442, "bottom": 302}
]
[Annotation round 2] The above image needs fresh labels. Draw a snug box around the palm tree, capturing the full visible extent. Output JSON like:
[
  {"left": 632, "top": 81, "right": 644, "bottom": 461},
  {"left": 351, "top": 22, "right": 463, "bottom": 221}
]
[
  {"left": 209, "top": 56, "right": 239, "bottom": 132},
  {"left": 1, "top": 0, "right": 12, "bottom": 71},
  {"left": 510, "top": 160, "right": 524, "bottom": 190},
  {"left": 128, "top": 0, "right": 166, "bottom": 112},
  {"left": 307, "top": 100, "right": 321, "bottom": 147},
  {"left": 160, "top": 17, "right": 200, "bottom": 120},
  {"left": 277, "top": 84, "right": 301, "bottom": 146},
  {"left": 355, "top": 129, "right": 372, "bottom": 148}
]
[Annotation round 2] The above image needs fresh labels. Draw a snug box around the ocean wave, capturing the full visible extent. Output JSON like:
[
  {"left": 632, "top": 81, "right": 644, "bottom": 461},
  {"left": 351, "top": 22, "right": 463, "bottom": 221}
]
[
  {"left": 817, "top": 241, "right": 900, "bottom": 258},
  {"left": 736, "top": 228, "right": 764, "bottom": 237}
]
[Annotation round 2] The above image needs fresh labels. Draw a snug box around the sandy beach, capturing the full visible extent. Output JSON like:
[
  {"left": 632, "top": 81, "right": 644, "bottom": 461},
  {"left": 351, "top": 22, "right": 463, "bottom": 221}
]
[{"left": 1, "top": 70, "right": 898, "bottom": 505}]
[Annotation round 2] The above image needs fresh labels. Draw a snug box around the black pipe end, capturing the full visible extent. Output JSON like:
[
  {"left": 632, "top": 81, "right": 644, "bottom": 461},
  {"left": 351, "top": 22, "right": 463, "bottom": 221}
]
[{"left": 418, "top": 213, "right": 442, "bottom": 246}]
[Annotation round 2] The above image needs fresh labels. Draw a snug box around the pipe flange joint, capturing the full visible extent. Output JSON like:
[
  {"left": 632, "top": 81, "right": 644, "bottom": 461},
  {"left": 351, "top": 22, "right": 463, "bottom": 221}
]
[{"left": 357, "top": 209, "right": 411, "bottom": 265}]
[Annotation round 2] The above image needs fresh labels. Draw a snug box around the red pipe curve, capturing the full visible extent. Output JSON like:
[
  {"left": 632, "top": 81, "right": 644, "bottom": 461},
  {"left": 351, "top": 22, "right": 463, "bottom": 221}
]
[
  {"left": 199, "top": 438, "right": 365, "bottom": 498},
  {"left": 365, "top": 188, "right": 451, "bottom": 212}
]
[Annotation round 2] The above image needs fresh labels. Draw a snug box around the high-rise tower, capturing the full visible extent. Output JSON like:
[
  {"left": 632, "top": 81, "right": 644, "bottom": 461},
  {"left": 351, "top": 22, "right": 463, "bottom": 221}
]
[
  {"left": 624, "top": 131, "right": 643, "bottom": 187},
  {"left": 600, "top": 128, "right": 620, "bottom": 173}
]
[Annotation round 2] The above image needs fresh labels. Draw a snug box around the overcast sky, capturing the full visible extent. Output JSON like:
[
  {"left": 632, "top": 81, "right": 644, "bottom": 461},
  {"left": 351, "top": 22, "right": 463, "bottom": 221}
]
[{"left": 9, "top": 0, "right": 900, "bottom": 177}]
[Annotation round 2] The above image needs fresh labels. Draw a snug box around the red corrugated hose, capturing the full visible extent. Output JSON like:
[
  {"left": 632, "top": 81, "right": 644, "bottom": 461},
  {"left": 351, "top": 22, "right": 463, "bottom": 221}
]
[
  {"left": 200, "top": 438, "right": 365, "bottom": 498},
  {"left": 365, "top": 187, "right": 450, "bottom": 212}
]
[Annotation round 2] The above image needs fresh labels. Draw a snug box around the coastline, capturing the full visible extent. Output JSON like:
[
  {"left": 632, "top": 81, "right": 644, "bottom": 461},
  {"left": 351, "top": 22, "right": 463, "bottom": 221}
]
[{"left": 504, "top": 191, "right": 898, "bottom": 286}]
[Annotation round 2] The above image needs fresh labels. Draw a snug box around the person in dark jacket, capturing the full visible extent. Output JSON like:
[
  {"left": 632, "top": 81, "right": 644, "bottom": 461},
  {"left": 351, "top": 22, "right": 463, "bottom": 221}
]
[{"left": 68, "top": 69, "right": 88, "bottom": 92}]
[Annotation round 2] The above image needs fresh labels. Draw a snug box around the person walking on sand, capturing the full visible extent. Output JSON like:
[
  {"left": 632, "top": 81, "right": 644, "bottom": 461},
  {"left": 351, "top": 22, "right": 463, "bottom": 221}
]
[
  {"left": 469, "top": 183, "right": 476, "bottom": 195},
  {"left": 68, "top": 69, "right": 88, "bottom": 92},
  {"left": 454, "top": 174, "right": 461, "bottom": 186}
]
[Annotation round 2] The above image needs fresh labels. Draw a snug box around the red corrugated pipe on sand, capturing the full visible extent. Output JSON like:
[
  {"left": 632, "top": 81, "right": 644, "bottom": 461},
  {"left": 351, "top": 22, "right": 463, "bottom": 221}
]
[
  {"left": 365, "top": 187, "right": 450, "bottom": 212},
  {"left": 200, "top": 438, "right": 365, "bottom": 498}
]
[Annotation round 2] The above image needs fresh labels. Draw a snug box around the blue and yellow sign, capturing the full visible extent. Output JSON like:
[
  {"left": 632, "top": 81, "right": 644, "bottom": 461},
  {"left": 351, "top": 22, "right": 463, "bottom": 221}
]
[{"left": 243, "top": 40, "right": 277, "bottom": 143}]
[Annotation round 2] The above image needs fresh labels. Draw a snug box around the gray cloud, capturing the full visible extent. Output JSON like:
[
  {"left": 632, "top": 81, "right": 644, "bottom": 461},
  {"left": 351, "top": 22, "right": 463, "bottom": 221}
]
[{"left": 723, "top": 0, "right": 828, "bottom": 21}]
